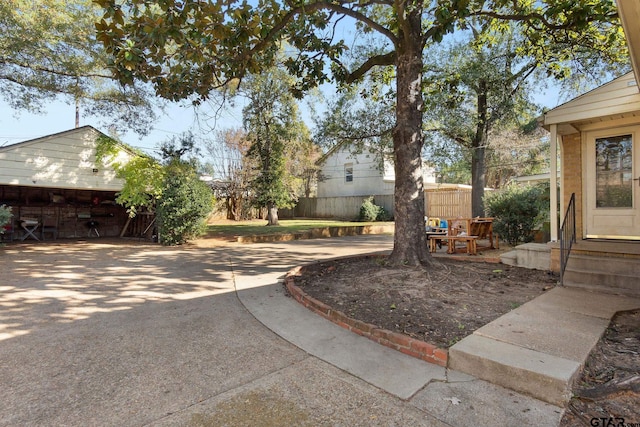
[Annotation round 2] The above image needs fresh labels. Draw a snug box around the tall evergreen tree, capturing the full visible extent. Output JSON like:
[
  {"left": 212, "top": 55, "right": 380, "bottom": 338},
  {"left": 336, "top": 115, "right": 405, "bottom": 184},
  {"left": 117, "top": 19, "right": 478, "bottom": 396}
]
[
  {"left": 242, "top": 67, "right": 308, "bottom": 225},
  {"left": 423, "top": 22, "right": 628, "bottom": 216},
  {"left": 0, "top": 0, "right": 156, "bottom": 134}
]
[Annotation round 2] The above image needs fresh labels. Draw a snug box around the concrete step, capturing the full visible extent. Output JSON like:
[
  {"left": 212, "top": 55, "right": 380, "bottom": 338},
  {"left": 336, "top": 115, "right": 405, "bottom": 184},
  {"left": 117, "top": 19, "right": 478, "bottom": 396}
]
[
  {"left": 448, "top": 335, "right": 579, "bottom": 406},
  {"left": 564, "top": 254, "right": 640, "bottom": 297},
  {"left": 448, "top": 287, "right": 640, "bottom": 406},
  {"left": 567, "top": 253, "right": 640, "bottom": 274},
  {"left": 499, "top": 243, "right": 550, "bottom": 270},
  {"left": 499, "top": 250, "right": 517, "bottom": 267}
]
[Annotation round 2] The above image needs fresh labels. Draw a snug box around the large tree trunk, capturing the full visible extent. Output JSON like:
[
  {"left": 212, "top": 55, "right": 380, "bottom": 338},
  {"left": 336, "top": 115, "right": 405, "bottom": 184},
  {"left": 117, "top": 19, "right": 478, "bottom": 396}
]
[
  {"left": 266, "top": 203, "right": 279, "bottom": 226},
  {"left": 387, "top": 13, "right": 431, "bottom": 267},
  {"left": 226, "top": 196, "right": 234, "bottom": 220},
  {"left": 471, "top": 144, "right": 486, "bottom": 217},
  {"left": 471, "top": 81, "right": 488, "bottom": 217},
  {"left": 226, "top": 195, "right": 242, "bottom": 220}
]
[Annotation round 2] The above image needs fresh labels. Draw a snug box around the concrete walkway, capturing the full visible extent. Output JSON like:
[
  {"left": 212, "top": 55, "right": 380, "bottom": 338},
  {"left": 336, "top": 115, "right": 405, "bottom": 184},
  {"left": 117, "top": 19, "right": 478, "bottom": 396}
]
[
  {"left": 2, "top": 235, "right": 621, "bottom": 426},
  {"left": 449, "top": 287, "right": 640, "bottom": 406},
  {"left": 228, "top": 237, "right": 564, "bottom": 426}
]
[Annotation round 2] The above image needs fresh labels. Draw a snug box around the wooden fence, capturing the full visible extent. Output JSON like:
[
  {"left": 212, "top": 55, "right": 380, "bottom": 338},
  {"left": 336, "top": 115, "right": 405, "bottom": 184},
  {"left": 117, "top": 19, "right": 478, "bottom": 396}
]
[
  {"left": 424, "top": 189, "right": 472, "bottom": 219},
  {"left": 280, "top": 195, "right": 395, "bottom": 219},
  {"left": 279, "top": 189, "right": 472, "bottom": 220}
]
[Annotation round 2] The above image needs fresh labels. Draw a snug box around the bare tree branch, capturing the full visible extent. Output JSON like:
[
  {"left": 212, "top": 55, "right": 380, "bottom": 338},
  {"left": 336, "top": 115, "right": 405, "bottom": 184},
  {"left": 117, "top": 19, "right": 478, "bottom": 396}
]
[
  {"left": 344, "top": 51, "right": 396, "bottom": 83},
  {"left": 0, "top": 59, "right": 113, "bottom": 79}
]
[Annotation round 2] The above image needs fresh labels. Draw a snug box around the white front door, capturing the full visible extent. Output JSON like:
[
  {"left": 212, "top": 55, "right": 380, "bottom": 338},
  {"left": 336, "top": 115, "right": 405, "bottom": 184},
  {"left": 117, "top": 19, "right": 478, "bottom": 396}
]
[{"left": 584, "top": 126, "right": 640, "bottom": 239}]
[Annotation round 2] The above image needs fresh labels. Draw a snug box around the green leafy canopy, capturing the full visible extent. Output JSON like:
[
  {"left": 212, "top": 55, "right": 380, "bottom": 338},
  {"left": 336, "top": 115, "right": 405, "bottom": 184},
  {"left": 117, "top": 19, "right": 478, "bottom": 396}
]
[
  {"left": 95, "top": 0, "right": 625, "bottom": 265},
  {"left": 95, "top": 135, "right": 164, "bottom": 217},
  {"left": 242, "top": 65, "right": 308, "bottom": 214},
  {"left": 0, "top": 0, "right": 158, "bottom": 134}
]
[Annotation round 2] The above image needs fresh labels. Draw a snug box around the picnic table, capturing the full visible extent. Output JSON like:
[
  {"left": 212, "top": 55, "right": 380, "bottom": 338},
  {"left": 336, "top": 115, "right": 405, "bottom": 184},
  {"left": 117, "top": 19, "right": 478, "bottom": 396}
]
[
  {"left": 426, "top": 227, "right": 447, "bottom": 250},
  {"left": 427, "top": 217, "right": 498, "bottom": 255}
]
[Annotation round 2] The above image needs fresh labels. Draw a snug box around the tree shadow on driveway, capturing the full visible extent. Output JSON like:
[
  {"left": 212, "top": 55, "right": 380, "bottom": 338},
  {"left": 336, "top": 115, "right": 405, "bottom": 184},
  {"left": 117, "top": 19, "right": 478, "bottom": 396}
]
[{"left": 0, "top": 235, "right": 396, "bottom": 426}]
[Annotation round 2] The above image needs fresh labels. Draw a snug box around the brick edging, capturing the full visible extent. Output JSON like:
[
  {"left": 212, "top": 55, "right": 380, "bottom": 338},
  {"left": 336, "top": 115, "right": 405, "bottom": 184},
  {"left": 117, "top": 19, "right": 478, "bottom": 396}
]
[
  {"left": 284, "top": 264, "right": 448, "bottom": 367},
  {"left": 237, "top": 224, "right": 395, "bottom": 243}
]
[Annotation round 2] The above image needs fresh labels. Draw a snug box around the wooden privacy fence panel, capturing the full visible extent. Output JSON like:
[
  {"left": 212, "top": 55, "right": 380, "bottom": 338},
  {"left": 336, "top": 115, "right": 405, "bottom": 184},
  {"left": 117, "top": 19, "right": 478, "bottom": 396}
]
[
  {"left": 425, "top": 190, "right": 472, "bottom": 219},
  {"left": 281, "top": 190, "right": 472, "bottom": 220},
  {"left": 280, "top": 195, "right": 395, "bottom": 219}
]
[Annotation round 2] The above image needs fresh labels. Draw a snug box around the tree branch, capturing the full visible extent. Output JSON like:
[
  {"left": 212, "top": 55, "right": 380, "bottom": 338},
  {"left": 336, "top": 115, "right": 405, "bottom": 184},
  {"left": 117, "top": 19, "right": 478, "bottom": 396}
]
[
  {"left": 508, "top": 62, "right": 537, "bottom": 97},
  {"left": 246, "top": 0, "right": 398, "bottom": 64},
  {"left": 347, "top": 0, "right": 392, "bottom": 7},
  {"left": 425, "top": 126, "right": 470, "bottom": 147},
  {"left": 474, "top": 9, "right": 618, "bottom": 31},
  {"left": 575, "top": 375, "right": 640, "bottom": 401},
  {"left": 334, "top": 127, "right": 394, "bottom": 141},
  {"left": 0, "top": 58, "right": 113, "bottom": 80},
  {"left": 325, "top": 0, "right": 397, "bottom": 44},
  {"left": 344, "top": 51, "right": 396, "bottom": 83}
]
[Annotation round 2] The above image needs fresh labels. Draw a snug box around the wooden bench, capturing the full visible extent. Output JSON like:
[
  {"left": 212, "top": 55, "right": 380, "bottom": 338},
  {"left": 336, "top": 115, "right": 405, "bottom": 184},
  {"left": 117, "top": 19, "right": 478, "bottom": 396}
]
[
  {"left": 429, "top": 235, "right": 478, "bottom": 255},
  {"left": 426, "top": 229, "right": 447, "bottom": 249},
  {"left": 469, "top": 219, "right": 498, "bottom": 249}
]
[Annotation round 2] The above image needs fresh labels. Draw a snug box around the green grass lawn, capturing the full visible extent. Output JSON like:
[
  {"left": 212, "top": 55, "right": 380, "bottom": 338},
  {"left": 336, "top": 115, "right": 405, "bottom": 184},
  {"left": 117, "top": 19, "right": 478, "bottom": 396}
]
[{"left": 206, "top": 219, "right": 393, "bottom": 238}]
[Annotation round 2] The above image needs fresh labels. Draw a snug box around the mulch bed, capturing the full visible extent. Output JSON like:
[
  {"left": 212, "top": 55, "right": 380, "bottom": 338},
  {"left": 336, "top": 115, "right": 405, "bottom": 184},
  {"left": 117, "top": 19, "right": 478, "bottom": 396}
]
[{"left": 291, "top": 255, "right": 556, "bottom": 349}]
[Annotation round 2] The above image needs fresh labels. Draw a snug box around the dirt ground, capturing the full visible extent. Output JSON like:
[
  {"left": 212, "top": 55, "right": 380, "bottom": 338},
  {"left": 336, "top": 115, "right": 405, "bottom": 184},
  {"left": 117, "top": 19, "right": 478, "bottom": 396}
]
[
  {"left": 294, "top": 256, "right": 556, "bottom": 349},
  {"left": 559, "top": 309, "right": 640, "bottom": 427},
  {"left": 293, "top": 255, "right": 639, "bottom": 423}
]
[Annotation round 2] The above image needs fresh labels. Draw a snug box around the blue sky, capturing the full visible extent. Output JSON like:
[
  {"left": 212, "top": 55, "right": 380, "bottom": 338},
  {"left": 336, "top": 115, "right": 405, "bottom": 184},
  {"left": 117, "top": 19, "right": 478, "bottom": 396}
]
[
  {"left": 0, "top": 82, "right": 562, "bottom": 156},
  {"left": 0, "top": 91, "right": 562, "bottom": 148},
  {"left": 0, "top": 8, "right": 573, "bottom": 157},
  {"left": 0, "top": 85, "right": 328, "bottom": 156},
  {"left": 0, "top": 98, "right": 245, "bottom": 155}
]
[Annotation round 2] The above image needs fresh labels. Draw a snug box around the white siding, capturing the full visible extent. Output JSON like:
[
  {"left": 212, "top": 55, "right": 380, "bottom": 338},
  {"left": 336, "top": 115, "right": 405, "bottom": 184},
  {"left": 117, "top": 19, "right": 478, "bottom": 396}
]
[
  {"left": 317, "top": 147, "right": 391, "bottom": 197},
  {"left": 317, "top": 145, "right": 438, "bottom": 197},
  {"left": 0, "top": 127, "right": 127, "bottom": 191},
  {"left": 545, "top": 73, "right": 640, "bottom": 126},
  {"left": 423, "top": 164, "right": 437, "bottom": 184}
]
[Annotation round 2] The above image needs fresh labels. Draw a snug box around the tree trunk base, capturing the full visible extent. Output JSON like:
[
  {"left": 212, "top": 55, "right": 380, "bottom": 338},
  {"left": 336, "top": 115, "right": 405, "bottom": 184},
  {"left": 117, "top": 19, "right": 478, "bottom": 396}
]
[
  {"left": 266, "top": 205, "right": 279, "bottom": 226},
  {"left": 387, "top": 246, "right": 435, "bottom": 267}
]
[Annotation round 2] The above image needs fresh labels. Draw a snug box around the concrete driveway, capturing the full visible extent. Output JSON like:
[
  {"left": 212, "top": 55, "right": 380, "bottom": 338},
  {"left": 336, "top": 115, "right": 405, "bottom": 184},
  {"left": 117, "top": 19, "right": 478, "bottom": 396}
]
[
  {"left": 0, "top": 236, "right": 433, "bottom": 426},
  {"left": 0, "top": 235, "right": 562, "bottom": 426}
]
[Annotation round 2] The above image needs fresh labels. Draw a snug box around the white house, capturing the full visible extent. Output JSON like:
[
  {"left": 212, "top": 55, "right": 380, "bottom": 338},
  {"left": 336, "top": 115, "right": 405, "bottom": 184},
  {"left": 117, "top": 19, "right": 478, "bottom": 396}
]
[
  {"left": 0, "top": 126, "right": 128, "bottom": 191},
  {"left": 316, "top": 142, "right": 437, "bottom": 198}
]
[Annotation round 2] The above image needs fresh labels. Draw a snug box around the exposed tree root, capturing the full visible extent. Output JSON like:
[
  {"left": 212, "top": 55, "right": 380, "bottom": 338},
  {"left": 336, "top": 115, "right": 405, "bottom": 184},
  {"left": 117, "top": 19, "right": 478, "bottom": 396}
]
[{"left": 574, "top": 375, "right": 640, "bottom": 401}]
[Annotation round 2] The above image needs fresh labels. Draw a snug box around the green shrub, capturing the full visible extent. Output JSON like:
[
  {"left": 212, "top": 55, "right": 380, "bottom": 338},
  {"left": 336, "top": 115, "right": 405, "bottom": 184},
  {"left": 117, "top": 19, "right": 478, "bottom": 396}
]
[
  {"left": 359, "top": 196, "right": 390, "bottom": 221},
  {"left": 157, "top": 161, "right": 214, "bottom": 245},
  {"left": 484, "top": 184, "right": 547, "bottom": 246},
  {"left": 377, "top": 207, "right": 391, "bottom": 221},
  {"left": 0, "top": 204, "right": 11, "bottom": 232}
]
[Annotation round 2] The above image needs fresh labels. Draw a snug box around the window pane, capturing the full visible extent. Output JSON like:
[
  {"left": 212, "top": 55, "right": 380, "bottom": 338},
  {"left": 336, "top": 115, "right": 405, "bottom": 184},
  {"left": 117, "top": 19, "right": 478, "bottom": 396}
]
[
  {"left": 595, "top": 134, "right": 633, "bottom": 208},
  {"left": 345, "top": 164, "right": 353, "bottom": 182}
]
